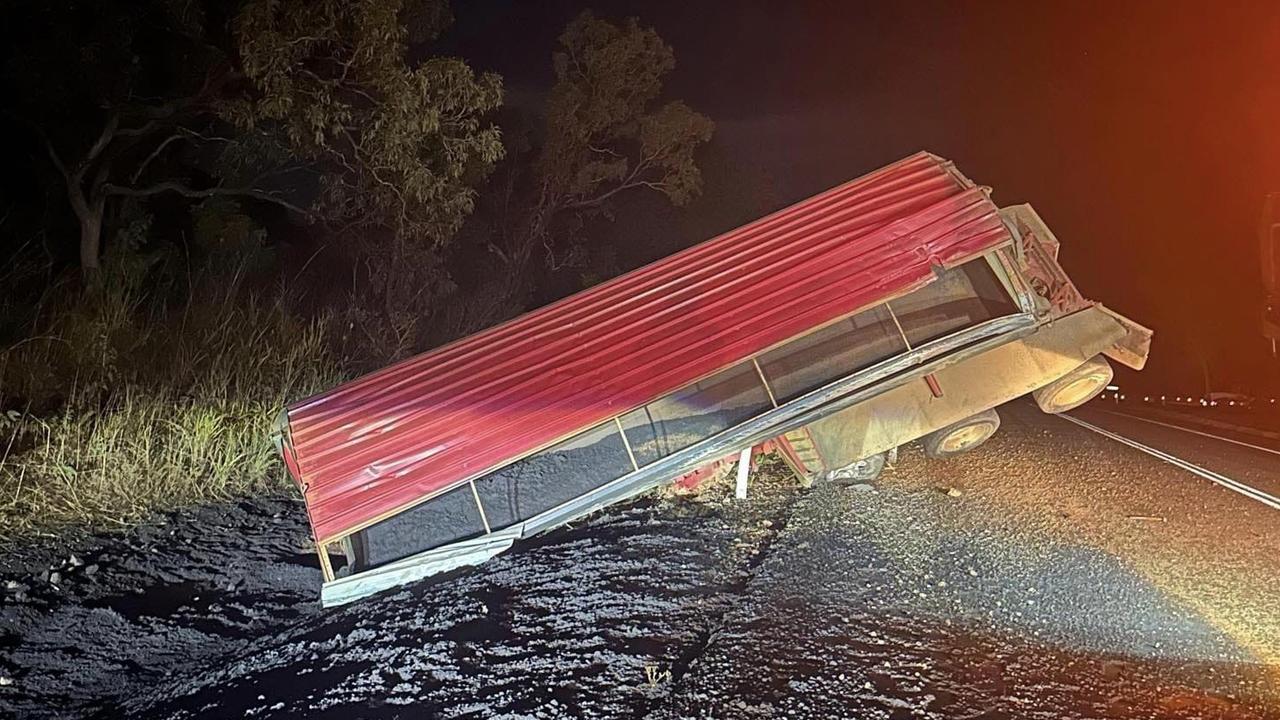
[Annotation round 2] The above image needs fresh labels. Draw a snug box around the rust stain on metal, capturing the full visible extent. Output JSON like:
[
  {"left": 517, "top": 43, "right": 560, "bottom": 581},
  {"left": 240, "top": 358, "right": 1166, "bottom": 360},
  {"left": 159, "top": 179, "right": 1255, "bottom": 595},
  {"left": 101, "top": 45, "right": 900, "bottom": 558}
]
[{"left": 924, "top": 373, "right": 944, "bottom": 398}]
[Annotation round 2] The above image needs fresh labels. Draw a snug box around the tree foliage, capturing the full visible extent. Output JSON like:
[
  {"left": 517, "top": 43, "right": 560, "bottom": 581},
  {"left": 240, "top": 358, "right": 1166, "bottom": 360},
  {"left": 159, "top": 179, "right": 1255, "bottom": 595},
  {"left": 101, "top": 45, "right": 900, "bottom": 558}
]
[
  {"left": 485, "top": 11, "right": 713, "bottom": 277},
  {"left": 225, "top": 0, "right": 504, "bottom": 244},
  {"left": 221, "top": 0, "right": 507, "bottom": 362},
  {"left": 6, "top": 0, "right": 503, "bottom": 280},
  {"left": 5, "top": 0, "right": 228, "bottom": 274},
  {"left": 6, "top": 2, "right": 711, "bottom": 362},
  {"left": 541, "top": 13, "right": 711, "bottom": 209}
]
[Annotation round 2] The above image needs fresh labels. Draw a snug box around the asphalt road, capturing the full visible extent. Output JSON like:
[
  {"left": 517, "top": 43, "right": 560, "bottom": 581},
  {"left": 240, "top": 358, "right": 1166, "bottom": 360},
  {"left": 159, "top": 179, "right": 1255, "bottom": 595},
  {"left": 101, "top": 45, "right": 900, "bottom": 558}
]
[
  {"left": 660, "top": 401, "right": 1280, "bottom": 719},
  {"left": 3, "top": 400, "right": 1279, "bottom": 718},
  {"left": 1071, "top": 404, "right": 1280, "bottom": 505}
]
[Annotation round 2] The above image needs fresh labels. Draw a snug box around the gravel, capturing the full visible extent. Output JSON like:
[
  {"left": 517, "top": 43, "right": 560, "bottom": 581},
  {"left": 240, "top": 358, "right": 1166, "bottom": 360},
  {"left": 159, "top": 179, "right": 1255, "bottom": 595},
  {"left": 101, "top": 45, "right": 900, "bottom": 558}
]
[{"left": 1, "top": 400, "right": 1277, "bottom": 719}]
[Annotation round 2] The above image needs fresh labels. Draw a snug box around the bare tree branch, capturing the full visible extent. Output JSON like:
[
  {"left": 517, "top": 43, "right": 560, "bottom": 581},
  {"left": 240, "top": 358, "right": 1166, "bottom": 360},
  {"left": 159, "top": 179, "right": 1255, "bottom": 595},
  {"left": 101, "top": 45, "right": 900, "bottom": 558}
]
[
  {"left": 39, "top": 132, "right": 69, "bottom": 178},
  {"left": 82, "top": 113, "right": 120, "bottom": 168},
  {"left": 562, "top": 156, "right": 655, "bottom": 210},
  {"left": 103, "top": 181, "right": 313, "bottom": 217},
  {"left": 116, "top": 119, "right": 161, "bottom": 138},
  {"left": 129, "top": 133, "right": 186, "bottom": 184}
]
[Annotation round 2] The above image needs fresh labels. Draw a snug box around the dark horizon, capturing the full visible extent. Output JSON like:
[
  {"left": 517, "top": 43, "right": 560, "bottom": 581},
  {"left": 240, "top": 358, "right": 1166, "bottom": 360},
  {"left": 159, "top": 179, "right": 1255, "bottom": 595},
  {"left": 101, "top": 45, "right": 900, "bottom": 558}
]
[
  {"left": 1, "top": 1, "right": 1276, "bottom": 395},
  {"left": 442, "top": 0, "right": 1280, "bottom": 397}
]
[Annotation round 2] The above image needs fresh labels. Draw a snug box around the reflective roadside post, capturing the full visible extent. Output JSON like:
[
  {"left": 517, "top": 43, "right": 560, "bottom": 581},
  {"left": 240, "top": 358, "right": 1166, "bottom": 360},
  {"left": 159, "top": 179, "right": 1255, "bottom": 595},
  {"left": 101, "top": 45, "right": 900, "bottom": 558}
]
[{"left": 735, "top": 446, "right": 752, "bottom": 500}]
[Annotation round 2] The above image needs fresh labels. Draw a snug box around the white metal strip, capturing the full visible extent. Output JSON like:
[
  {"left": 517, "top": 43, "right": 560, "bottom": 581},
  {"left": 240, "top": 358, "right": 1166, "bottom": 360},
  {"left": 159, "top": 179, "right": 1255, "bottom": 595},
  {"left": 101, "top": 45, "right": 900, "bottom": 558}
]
[
  {"left": 734, "top": 446, "right": 752, "bottom": 500},
  {"left": 316, "top": 542, "right": 336, "bottom": 583},
  {"left": 884, "top": 302, "right": 913, "bottom": 351},
  {"left": 321, "top": 530, "right": 519, "bottom": 607}
]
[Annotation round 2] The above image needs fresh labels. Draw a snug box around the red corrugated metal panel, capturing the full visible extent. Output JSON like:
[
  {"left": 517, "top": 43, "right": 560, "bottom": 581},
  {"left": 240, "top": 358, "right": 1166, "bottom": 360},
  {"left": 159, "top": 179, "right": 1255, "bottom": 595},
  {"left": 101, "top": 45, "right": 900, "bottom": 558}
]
[{"left": 285, "top": 152, "right": 1013, "bottom": 542}]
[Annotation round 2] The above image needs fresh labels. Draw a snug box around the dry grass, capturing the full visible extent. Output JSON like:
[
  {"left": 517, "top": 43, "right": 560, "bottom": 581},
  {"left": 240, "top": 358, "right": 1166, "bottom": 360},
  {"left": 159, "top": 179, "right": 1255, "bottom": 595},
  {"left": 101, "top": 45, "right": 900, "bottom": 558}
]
[
  {"left": 2, "top": 389, "right": 285, "bottom": 535},
  {"left": 0, "top": 261, "right": 345, "bottom": 539}
]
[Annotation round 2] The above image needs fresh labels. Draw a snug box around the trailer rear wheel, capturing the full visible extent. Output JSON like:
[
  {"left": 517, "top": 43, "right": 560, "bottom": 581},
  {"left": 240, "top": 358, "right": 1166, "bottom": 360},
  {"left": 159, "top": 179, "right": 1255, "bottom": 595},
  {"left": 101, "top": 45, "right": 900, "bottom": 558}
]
[
  {"left": 826, "top": 452, "right": 886, "bottom": 485},
  {"left": 924, "top": 409, "right": 1001, "bottom": 459},
  {"left": 1033, "top": 354, "right": 1113, "bottom": 414}
]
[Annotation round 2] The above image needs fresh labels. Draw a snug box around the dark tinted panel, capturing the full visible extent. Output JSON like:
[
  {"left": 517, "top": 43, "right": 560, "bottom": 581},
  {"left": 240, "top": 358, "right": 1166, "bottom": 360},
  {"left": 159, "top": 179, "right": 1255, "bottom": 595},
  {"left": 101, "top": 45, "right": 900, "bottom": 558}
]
[
  {"left": 474, "top": 422, "right": 634, "bottom": 529},
  {"left": 889, "top": 260, "right": 1017, "bottom": 347},
  {"left": 757, "top": 305, "right": 907, "bottom": 403},
  {"left": 619, "top": 362, "right": 773, "bottom": 466},
  {"left": 352, "top": 484, "right": 485, "bottom": 569}
]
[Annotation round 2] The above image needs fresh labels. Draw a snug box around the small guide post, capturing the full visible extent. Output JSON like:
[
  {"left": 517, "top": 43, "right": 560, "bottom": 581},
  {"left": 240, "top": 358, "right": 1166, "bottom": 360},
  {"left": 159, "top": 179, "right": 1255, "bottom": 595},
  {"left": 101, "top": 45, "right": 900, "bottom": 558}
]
[{"left": 735, "top": 446, "right": 752, "bottom": 500}]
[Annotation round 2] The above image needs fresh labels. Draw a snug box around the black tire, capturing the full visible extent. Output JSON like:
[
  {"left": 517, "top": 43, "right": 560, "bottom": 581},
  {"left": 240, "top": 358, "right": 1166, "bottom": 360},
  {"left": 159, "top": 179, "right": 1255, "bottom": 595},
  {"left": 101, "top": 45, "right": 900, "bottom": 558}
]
[
  {"left": 1033, "top": 354, "right": 1113, "bottom": 414},
  {"left": 923, "top": 408, "right": 1001, "bottom": 459},
  {"left": 825, "top": 452, "right": 887, "bottom": 485}
]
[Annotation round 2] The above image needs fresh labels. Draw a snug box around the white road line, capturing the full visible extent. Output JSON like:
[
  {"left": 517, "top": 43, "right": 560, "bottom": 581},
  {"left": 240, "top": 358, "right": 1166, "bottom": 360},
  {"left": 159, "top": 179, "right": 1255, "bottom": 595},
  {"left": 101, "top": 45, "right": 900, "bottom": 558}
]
[
  {"left": 1093, "top": 409, "right": 1280, "bottom": 457},
  {"left": 1059, "top": 413, "right": 1280, "bottom": 511}
]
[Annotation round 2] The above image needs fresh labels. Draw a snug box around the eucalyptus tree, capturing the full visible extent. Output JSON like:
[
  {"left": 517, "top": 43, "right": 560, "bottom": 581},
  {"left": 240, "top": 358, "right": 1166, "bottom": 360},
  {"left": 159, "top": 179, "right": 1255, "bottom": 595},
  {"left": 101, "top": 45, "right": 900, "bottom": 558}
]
[
  {"left": 480, "top": 11, "right": 714, "bottom": 298},
  {"left": 7, "top": 0, "right": 502, "bottom": 283}
]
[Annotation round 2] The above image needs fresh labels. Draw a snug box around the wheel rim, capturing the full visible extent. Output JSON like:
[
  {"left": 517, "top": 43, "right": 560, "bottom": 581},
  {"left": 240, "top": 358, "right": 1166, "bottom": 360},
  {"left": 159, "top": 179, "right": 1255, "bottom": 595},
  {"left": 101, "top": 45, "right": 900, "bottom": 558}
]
[
  {"left": 1053, "top": 374, "right": 1104, "bottom": 408},
  {"left": 939, "top": 423, "right": 990, "bottom": 453}
]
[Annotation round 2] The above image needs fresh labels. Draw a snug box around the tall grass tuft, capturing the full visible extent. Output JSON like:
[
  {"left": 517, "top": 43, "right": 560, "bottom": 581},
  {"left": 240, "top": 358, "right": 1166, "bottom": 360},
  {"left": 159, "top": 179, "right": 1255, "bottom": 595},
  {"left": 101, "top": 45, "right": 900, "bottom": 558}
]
[{"left": 0, "top": 255, "right": 345, "bottom": 539}]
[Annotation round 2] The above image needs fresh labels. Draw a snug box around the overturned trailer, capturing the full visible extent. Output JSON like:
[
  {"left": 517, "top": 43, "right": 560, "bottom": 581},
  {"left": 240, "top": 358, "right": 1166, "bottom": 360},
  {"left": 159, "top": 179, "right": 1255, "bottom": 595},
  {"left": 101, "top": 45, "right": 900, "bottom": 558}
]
[{"left": 275, "top": 152, "right": 1151, "bottom": 606}]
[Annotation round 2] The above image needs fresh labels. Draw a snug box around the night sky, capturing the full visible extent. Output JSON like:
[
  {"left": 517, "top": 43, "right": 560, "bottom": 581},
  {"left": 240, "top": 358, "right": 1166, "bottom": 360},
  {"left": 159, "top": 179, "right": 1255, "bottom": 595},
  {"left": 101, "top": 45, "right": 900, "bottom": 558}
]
[
  {"left": 2, "top": 1, "right": 1276, "bottom": 395},
  {"left": 444, "top": 0, "right": 1280, "bottom": 396}
]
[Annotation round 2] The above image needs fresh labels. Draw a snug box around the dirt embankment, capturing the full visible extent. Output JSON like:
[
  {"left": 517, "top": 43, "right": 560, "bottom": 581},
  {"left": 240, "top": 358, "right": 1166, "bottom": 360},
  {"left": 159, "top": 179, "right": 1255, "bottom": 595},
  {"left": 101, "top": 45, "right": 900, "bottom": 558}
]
[
  {"left": 3, "top": 403, "right": 1278, "bottom": 719},
  {"left": 0, "top": 495, "right": 321, "bottom": 718},
  {"left": 0, "top": 468, "right": 804, "bottom": 719}
]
